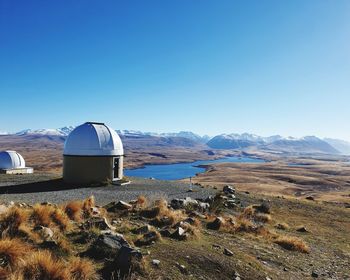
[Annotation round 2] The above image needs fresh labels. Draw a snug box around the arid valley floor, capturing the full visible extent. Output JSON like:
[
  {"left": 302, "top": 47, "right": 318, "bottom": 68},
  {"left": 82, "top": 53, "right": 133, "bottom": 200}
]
[{"left": 0, "top": 135, "right": 349, "bottom": 279}]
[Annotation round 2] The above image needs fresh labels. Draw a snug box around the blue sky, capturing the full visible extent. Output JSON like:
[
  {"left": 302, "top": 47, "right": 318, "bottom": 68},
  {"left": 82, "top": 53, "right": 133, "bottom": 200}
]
[{"left": 1, "top": 1, "right": 349, "bottom": 139}]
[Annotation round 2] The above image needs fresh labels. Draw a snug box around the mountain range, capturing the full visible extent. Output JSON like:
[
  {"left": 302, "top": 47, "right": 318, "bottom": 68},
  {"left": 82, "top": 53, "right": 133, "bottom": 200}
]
[{"left": 1, "top": 127, "right": 350, "bottom": 155}]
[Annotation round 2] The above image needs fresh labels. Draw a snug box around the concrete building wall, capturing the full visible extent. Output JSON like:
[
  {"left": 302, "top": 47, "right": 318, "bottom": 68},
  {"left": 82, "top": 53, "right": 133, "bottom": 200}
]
[{"left": 63, "top": 155, "right": 123, "bottom": 184}]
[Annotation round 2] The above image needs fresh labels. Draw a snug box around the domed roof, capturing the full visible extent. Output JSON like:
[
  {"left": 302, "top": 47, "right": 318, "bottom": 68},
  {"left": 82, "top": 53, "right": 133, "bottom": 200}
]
[
  {"left": 63, "top": 122, "right": 124, "bottom": 156},
  {"left": 0, "top": 151, "right": 26, "bottom": 169}
]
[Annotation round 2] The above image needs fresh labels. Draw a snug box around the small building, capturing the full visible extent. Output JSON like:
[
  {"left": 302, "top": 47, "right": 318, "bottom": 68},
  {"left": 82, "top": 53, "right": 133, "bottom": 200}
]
[
  {"left": 0, "top": 150, "right": 34, "bottom": 174},
  {"left": 63, "top": 122, "right": 124, "bottom": 184}
]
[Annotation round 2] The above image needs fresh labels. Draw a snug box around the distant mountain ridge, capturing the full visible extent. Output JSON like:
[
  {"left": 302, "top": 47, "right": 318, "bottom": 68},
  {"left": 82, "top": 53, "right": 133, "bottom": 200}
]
[{"left": 1, "top": 127, "right": 349, "bottom": 155}]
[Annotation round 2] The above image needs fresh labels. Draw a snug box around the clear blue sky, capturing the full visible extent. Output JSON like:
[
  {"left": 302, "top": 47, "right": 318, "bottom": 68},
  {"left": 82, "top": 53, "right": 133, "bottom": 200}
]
[{"left": 1, "top": 1, "right": 349, "bottom": 139}]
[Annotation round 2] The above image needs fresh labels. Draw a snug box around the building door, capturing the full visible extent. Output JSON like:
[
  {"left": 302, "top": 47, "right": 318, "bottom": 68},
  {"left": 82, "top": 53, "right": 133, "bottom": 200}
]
[{"left": 113, "top": 158, "right": 119, "bottom": 180}]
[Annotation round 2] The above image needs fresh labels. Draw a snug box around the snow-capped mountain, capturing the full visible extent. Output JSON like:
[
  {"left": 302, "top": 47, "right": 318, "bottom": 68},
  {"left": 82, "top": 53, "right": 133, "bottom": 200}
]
[
  {"left": 0, "top": 131, "right": 8, "bottom": 135},
  {"left": 324, "top": 138, "right": 350, "bottom": 155},
  {"left": 15, "top": 126, "right": 75, "bottom": 136},
  {"left": 207, "top": 133, "right": 340, "bottom": 154},
  {"left": 117, "top": 130, "right": 209, "bottom": 143},
  {"left": 2, "top": 126, "right": 349, "bottom": 155}
]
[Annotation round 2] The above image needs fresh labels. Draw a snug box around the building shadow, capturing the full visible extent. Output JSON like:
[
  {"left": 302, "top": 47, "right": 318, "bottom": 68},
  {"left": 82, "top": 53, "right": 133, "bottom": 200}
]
[{"left": 0, "top": 179, "right": 84, "bottom": 194}]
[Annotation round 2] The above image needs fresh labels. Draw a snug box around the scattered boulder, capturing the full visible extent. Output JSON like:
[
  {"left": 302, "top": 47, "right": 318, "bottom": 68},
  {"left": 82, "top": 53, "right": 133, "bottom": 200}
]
[
  {"left": 296, "top": 226, "right": 309, "bottom": 233},
  {"left": 311, "top": 271, "right": 319, "bottom": 278},
  {"left": 90, "top": 206, "right": 101, "bottom": 216},
  {"left": 135, "top": 231, "right": 160, "bottom": 246},
  {"left": 188, "top": 211, "right": 206, "bottom": 219},
  {"left": 176, "top": 262, "right": 188, "bottom": 274},
  {"left": 223, "top": 248, "right": 234, "bottom": 256},
  {"left": 306, "top": 196, "right": 315, "bottom": 201},
  {"left": 111, "top": 246, "right": 143, "bottom": 276},
  {"left": 204, "top": 195, "right": 214, "bottom": 204},
  {"left": 224, "top": 199, "right": 237, "bottom": 208},
  {"left": 152, "top": 259, "right": 160, "bottom": 266},
  {"left": 159, "top": 228, "right": 172, "bottom": 237},
  {"left": 254, "top": 202, "right": 271, "bottom": 214},
  {"left": 34, "top": 226, "right": 54, "bottom": 241},
  {"left": 86, "top": 233, "right": 130, "bottom": 260},
  {"left": 82, "top": 217, "right": 115, "bottom": 231},
  {"left": 223, "top": 185, "right": 235, "bottom": 194},
  {"left": 105, "top": 201, "right": 132, "bottom": 212},
  {"left": 171, "top": 226, "right": 187, "bottom": 240},
  {"left": 133, "top": 225, "right": 153, "bottom": 235},
  {"left": 207, "top": 217, "right": 224, "bottom": 230},
  {"left": 182, "top": 217, "right": 197, "bottom": 225}
]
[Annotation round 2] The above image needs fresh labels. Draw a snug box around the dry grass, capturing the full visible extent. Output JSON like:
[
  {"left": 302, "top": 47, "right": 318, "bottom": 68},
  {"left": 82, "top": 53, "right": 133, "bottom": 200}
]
[
  {"left": 14, "top": 250, "right": 71, "bottom": 280},
  {"left": 0, "top": 267, "right": 10, "bottom": 280},
  {"left": 68, "top": 257, "right": 99, "bottom": 280},
  {"left": 135, "top": 195, "right": 148, "bottom": 209},
  {"left": 65, "top": 201, "right": 83, "bottom": 222},
  {"left": 64, "top": 196, "right": 97, "bottom": 222},
  {"left": 254, "top": 213, "right": 272, "bottom": 223},
  {"left": 0, "top": 238, "right": 32, "bottom": 271},
  {"left": 32, "top": 204, "right": 55, "bottom": 227},
  {"left": 275, "top": 222, "right": 290, "bottom": 230},
  {"left": 235, "top": 217, "right": 256, "bottom": 233},
  {"left": 51, "top": 208, "right": 72, "bottom": 231},
  {"left": 0, "top": 207, "right": 29, "bottom": 237},
  {"left": 140, "top": 199, "right": 186, "bottom": 227},
  {"left": 274, "top": 235, "right": 310, "bottom": 253}
]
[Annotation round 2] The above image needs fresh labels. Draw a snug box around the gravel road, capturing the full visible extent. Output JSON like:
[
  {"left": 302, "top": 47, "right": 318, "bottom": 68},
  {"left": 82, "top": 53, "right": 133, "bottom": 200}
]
[{"left": 0, "top": 174, "right": 216, "bottom": 205}]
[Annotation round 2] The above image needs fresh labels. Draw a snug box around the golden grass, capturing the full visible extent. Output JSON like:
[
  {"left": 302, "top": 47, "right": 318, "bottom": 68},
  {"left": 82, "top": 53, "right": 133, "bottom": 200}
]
[
  {"left": 68, "top": 257, "right": 99, "bottom": 280},
  {"left": 0, "top": 207, "right": 29, "bottom": 237},
  {"left": 275, "top": 222, "right": 290, "bottom": 230},
  {"left": 0, "top": 238, "right": 32, "bottom": 270},
  {"left": 274, "top": 235, "right": 310, "bottom": 253},
  {"left": 32, "top": 204, "right": 55, "bottom": 227},
  {"left": 13, "top": 250, "right": 71, "bottom": 280},
  {"left": 136, "top": 195, "right": 147, "bottom": 209},
  {"left": 64, "top": 201, "right": 83, "bottom": 222},
  {"left": 51, "top": 208, "right": 72, "bottom": 231},
  {"left": 254, "top": 213, "right": 272, "bottom": 223},
  {"left": 140, "top": 199, "right": 186, "bottom": 227}
]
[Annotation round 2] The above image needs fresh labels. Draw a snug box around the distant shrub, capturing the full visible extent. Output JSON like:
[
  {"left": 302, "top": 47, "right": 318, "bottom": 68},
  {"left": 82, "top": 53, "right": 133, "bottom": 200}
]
[
  {"left": 275, "top": 223, "right": 289, "bottom": 230},
  {"left": 274, "top": 235, "right": 310, "bottom": 253}
]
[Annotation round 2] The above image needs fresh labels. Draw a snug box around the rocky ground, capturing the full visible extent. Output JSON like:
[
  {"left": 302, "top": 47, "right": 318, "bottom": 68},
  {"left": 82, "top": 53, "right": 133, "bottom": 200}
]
[
  {"left": 0, "top": 174, "right": 215, "bottom": 205},
  {"left": 0, "top": 182, "right": 348, "bottom": 280}
]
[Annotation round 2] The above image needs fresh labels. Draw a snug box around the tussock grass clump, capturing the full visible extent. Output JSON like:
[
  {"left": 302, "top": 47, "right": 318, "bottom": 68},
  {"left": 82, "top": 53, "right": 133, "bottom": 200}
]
[
  {"left": 65, "top": 201, "right": 83, "bottom": 222},
  {"left": 0, "top": 238, "right": 32, "bottom": 270},
  {"left": 274, "top": 235, "right": 310, "bottom": 253},
  {"left": 65, "top": 196, "right": 97, "bottom": 222},
  {"left": 68, "top": 257, "right": 99, "bottom": 280},
  {"left": 275, "top": 222, "right": 290, "bottom": 230},
  {"left": 240, "top": 205, "right": 272, "bottom": 224},
  {"left": 141, "top": 199, "right": 186, "bottom": 227},
  {"left": 254, "top": 213, "right": 272, "bottom": 223},
  {"left": 0, "top": 207, "right": 29, "bottom": 237},
  {"left": 51, "top": 208, "right": 72, "bottom": 231},
  {"left": 0, "top": 267, "right": 9, "bottom": 280},
  {"left": 235, "top": 217, "right": 256, "bottom": 233},
  {"left": 32, "top": 204, "right": 55, "bottom": 227},
  {"left": 135, "top": 195, "right": 147, "bottom": 209},
  {"left": 18, "top": 250, "right": 70, "bottom": 280}
]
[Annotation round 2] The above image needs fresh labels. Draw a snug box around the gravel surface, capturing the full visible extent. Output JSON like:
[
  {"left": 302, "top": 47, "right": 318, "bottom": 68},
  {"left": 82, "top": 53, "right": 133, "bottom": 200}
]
[{"left": 0, "top": 174, "right": 216, "bottom": 205}]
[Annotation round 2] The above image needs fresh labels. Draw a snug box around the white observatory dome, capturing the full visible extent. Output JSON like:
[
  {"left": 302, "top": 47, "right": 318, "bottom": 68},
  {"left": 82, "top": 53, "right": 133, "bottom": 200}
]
[
  {"left": 0, "top": 151, "right": 26, "bottom": 169},
  {"left": 63, "top": 122, "right": 124, "bottom": 156}
]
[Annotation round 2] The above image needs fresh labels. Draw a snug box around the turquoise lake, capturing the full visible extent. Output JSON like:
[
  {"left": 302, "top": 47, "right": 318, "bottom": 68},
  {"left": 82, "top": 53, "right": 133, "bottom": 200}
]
[{"left": 125, "top": 156, "right": 265, "bottom": 180}]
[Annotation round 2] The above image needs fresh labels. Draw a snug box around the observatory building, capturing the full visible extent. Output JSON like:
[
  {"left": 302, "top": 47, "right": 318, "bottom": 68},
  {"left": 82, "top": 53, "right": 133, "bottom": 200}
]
[
  {"left": 0, "top": 151, "right": 34, "bottom": 174},
  {"left": 63, "top": 122, "right": 124, "bottom": 184}
]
